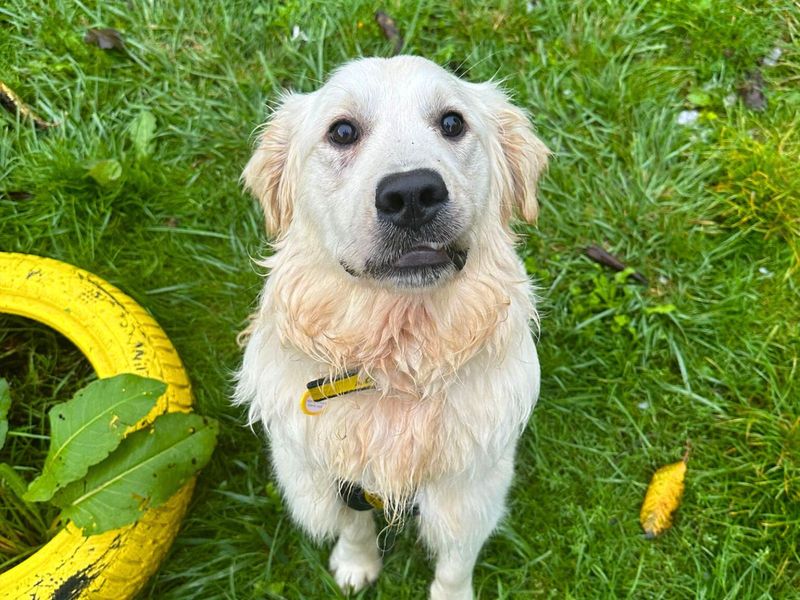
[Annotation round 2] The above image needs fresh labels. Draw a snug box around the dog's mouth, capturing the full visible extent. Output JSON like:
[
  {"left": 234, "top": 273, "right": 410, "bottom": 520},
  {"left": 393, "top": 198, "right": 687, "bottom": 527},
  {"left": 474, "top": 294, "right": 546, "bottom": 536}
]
[
  {"left": 345, "top": 242, "right": 469, "bottom": 288},
  {"left": 393, "top": 244, "right": 461, "bottom": 269}
]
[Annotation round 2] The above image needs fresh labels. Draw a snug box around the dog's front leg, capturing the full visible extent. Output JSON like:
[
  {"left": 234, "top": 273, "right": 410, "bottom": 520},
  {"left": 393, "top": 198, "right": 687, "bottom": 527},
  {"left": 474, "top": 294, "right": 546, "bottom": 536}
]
[
  {"left": 328, "top": 509, "right": 382, "bottom": 592},
  {"left": 417, "top": 448, "right": 516, "bottom": 600},
  {"left": 270, "top": 439, "right": 382, "bottom": 592}
]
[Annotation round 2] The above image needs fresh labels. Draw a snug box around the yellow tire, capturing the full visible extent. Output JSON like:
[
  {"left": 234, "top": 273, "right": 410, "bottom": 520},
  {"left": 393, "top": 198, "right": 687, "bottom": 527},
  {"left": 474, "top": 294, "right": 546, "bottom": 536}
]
[{"left": 0, "top": 252, "right": 194, "bottom": 599}]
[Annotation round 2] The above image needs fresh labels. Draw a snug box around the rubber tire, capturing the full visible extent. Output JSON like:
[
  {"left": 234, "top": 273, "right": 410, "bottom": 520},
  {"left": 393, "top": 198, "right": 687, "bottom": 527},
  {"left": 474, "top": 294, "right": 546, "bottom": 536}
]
[{"left": 0, "top": 253, "right": 194, "bottom": 599}]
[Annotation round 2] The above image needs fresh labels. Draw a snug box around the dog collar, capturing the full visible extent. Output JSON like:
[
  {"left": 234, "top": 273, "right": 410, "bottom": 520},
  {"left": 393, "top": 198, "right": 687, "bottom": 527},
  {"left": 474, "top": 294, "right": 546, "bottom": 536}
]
[
  {"left": 339, "top": 481, "right": 385, "bottom": 511},
  {"left": 300, "top": 370, "right": 375, "bottom": 415},
  {"left": 338, "top": 480, "right": 418, "bottom": 552}
]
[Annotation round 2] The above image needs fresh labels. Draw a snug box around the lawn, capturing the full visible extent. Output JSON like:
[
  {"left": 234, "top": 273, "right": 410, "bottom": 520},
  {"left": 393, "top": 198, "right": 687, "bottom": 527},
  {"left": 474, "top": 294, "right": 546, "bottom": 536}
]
[{"left": 1, "top": 1, "right": 799, "bottom": 598}]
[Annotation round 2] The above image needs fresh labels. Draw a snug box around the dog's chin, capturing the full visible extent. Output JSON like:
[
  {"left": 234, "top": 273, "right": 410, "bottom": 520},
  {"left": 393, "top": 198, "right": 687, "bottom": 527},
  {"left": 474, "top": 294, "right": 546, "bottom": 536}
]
[
  {"left": 343, "top": 245, "right": 468, "bottom": 290},
  {"left": 383, "top": 262, "right": 458, "bottom": 288}
]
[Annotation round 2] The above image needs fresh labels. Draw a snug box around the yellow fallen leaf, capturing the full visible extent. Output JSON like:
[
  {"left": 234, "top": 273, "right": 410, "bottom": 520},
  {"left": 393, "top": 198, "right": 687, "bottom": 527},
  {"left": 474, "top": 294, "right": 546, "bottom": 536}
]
[{"left": 640, "top": 449, "right": 689, "bottom": 538}]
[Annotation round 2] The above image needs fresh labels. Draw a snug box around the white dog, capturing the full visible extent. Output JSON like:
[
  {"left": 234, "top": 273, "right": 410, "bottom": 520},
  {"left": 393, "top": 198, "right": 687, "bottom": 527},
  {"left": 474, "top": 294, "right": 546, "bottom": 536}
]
[{"left": 235, "top": 55, "right": 548, "bottom": 599}]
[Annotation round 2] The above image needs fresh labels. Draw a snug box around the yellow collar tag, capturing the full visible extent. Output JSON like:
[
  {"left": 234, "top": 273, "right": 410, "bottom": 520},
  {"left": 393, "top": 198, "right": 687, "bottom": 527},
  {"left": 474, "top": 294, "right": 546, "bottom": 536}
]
[{"left": 300, "top": 370, "right": 374, "bottom": 416}]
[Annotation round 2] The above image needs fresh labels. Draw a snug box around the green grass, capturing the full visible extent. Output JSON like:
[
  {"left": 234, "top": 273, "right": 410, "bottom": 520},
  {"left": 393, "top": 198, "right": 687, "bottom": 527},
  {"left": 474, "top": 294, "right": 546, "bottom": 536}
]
[
  {"left": 1, "top": 0, "right": 798, "bottom": 598},
  {"left": 0, "top": 316, "right": 93, "bottom": 568}
]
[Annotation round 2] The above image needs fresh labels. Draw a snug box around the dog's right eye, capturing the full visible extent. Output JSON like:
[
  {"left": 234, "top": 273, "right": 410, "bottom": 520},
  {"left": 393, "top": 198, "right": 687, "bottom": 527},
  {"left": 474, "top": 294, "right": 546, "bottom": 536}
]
[{"left": 328, "top": 120, "right": 359, "bottom": 146}]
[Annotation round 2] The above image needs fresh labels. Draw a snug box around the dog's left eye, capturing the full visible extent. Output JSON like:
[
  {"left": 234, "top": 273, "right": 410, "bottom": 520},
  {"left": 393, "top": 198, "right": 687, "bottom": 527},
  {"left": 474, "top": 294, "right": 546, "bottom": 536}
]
[
  {"left": 328, "top": 120, "right": 359, "bottom": 146},
  {"left": 440, "top": 112, "right": 465, "bottom": 138}
]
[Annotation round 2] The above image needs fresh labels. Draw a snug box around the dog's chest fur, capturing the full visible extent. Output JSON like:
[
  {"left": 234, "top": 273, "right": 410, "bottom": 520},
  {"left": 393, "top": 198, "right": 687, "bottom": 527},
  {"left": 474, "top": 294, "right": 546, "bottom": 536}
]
[
  {"left": 309, "top": 388, "right": 454, "bottom": 508},
  {"left": 243, "top": 244, "right": 536, "bottom": 507}
]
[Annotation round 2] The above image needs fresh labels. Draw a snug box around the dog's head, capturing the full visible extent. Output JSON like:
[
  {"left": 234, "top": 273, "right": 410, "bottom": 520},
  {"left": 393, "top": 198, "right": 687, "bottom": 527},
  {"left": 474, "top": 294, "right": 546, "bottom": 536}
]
[{"left": 243, "top": 56, "right": 548, "bottom": 289}]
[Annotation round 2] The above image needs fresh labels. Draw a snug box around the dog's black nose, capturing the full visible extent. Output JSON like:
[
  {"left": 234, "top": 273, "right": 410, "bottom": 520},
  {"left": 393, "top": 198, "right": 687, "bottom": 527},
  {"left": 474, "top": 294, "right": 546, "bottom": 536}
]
[{"left": 375, "top": 169, "right": 448, "bottom": 229}]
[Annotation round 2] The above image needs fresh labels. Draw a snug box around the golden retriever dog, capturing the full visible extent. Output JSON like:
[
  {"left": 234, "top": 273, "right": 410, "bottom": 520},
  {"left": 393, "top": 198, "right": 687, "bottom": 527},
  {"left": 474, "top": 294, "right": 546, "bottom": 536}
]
[{"left": 235, "top": 55, "right": 548, "bottom": 599}]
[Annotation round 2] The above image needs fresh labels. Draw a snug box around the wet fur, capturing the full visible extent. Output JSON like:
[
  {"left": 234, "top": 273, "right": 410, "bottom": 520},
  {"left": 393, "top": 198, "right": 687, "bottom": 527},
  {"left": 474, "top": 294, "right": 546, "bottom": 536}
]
[{"left": 234, "top": 56, "right": 548, "bottom": 599}]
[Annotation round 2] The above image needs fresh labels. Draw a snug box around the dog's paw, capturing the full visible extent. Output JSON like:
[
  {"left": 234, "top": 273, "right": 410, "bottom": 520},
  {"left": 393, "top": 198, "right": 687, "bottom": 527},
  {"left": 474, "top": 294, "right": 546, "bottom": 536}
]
[{"left": 329, "top": 539, "right": 382, "bottom": 593}]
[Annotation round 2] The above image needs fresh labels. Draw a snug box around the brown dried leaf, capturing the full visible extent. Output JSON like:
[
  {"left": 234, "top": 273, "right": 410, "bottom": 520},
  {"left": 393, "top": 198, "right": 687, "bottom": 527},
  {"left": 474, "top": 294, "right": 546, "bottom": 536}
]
[
  {"left": 0, "top": 82, "right": 57, "bottom": 129},
  {"left": 584, "top": 244, "right": 648, "bottom": 285},
  {"left": 84, "top": 28, "right": 125, "bottom": 51},
  {"left": 375, "top": 10, "right": 403, "bottom": 55},
  {"left": 0, "top": 191, "right": 34, "bottom": 201},
  {"left": 737, "top": 70, "right": 767, "bottom": 112}
]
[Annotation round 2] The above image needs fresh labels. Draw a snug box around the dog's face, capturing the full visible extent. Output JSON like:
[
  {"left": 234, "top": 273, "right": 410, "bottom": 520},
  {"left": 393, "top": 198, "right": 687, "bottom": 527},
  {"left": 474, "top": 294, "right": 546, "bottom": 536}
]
[{"left": 243, "top": 56, "right": 548, "bottom": 288}]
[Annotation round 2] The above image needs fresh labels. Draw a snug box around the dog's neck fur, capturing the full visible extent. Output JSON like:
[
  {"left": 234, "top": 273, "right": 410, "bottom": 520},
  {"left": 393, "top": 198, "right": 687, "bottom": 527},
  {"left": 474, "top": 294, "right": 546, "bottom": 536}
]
[{"left": 256, "top": 230, "right": 534, "bottom": 399}]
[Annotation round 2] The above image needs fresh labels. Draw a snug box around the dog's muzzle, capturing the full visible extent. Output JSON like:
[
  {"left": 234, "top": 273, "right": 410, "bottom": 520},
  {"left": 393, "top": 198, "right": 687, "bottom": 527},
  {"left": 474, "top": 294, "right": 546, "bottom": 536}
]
[{"left": 339, "top": 168, "right": 468, "bottom": 286}]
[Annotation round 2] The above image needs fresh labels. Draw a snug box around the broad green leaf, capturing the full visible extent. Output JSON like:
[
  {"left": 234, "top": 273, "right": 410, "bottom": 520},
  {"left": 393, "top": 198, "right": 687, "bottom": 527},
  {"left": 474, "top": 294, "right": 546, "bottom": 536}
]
[
  {"left": 613, "top": 314, "right": 631, "bottom": 327},
  {"left": 0, "top": 378, "right": 10, "bottom": 450},
  {"left": 687, "top": 90, "right": 712, "bottom": 107},
  {"left": 24, "top": 374, "right": 164, "bottom": 502},
  {"left": 53, "top": 412, "right": 218, "bottom": 535},
  {"left": 613, "top": 267, "right": 636, "bottom": 284},
  {"left": 128, "top": 110, "right": 156, "bottom": 158},
  {"left": 645, "top": 303, "right": 677, "bottom": 315},
  {"left": 87, "top": 159, "right": 122, "bottom": 185}
]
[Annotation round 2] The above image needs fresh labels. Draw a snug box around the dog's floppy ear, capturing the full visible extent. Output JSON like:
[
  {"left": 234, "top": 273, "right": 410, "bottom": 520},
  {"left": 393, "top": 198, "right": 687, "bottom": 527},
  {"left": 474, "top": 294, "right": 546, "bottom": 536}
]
[
  {"left": 242, "top": 93, "right": 307, "bottom": 238},
  {"left": 480, "top": 84, "right": 549, "bottom": 225}
]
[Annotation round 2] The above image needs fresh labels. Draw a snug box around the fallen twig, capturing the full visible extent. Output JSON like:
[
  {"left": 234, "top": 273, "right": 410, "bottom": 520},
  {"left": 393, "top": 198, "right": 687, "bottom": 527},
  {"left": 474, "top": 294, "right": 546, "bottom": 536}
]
[
  {"left": 585, "top": 244, "right": 648, "bottom": 286},
  {"left": 0, "top": 82, "right": 57, "bottom": 129},
  {"left": 375, "top": 11, "right": 403, "bottom": 55}
]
